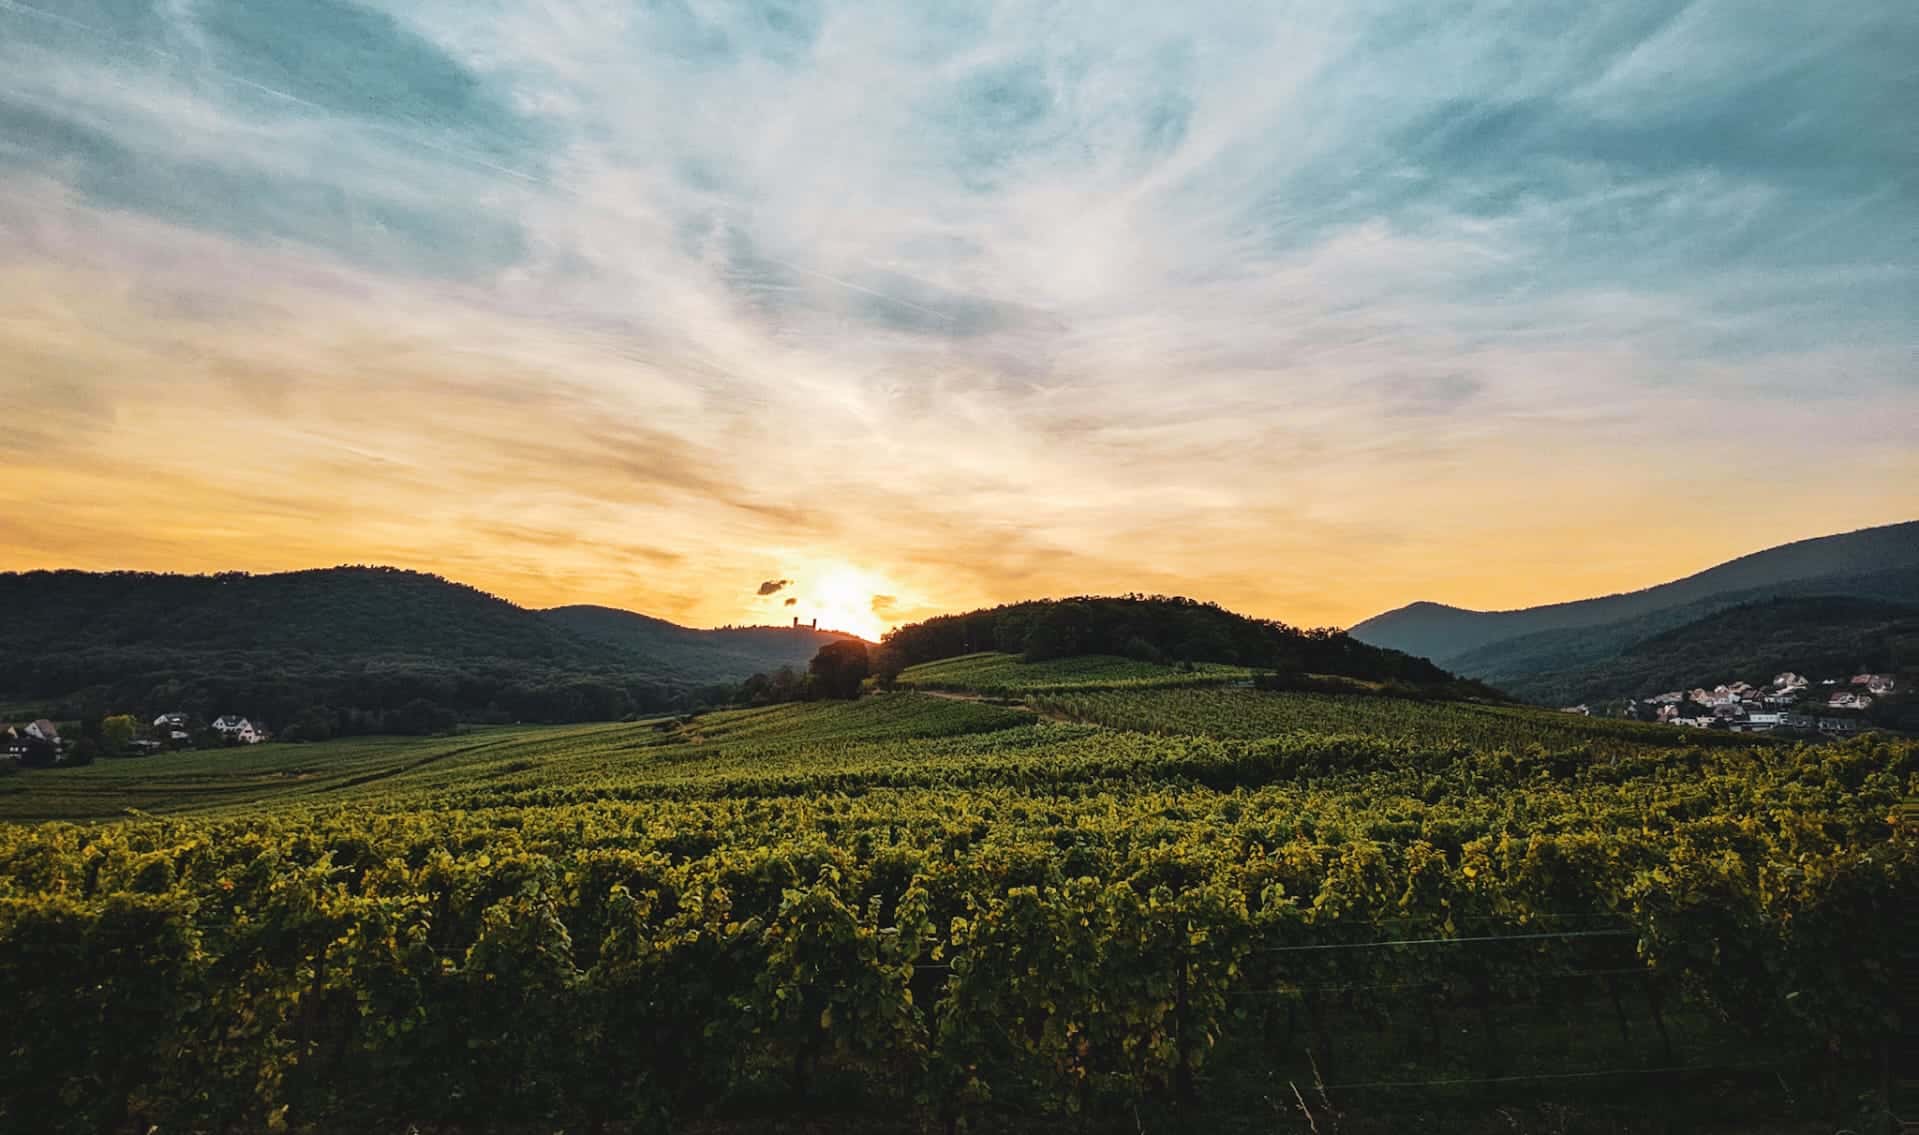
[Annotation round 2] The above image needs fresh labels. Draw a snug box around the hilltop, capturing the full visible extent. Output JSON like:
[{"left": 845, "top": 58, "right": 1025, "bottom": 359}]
[
  {"left": 0, "top": 567, "right": 847, "bottom": 727},
  {"left": 539, "top": 603, "right": 859, "bottom": 680},
  {"left": 881, "top": 593, "right": 1499, "bottom": 698},
  {"left": 1349, "top": 521, "right": 1919, "bottom": 701}
]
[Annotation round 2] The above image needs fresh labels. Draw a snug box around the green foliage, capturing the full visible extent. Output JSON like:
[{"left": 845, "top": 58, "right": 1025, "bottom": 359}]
[
  {"left": 0, "top": 567, "right": 853, "bottom": 729},
  {"left": 99, "top": 714, "right": 137, "bottom": 755},
  {"left": 387, "top": 698, "right": 459, "bottom": 736},
  {"left": 1436, "top": 573, "right": 1919, "bottom": 706},
  {"left": 809, "top": 640, "right": 872, "bottom": 700},
  {"left": 883, "top": 595, "right": 1472, "bottom": 687},
  {"left": 897, "top": 652, "right": 1251, "bottom": 696},
  {"left": 1504, "top": 595, "right": 1919, "bottom": 707},
  {"left": 0, "top": 689, "right": 1910, "bottom": 1131},
  {"left": 1031, "top": 686, "right": 1750, "bottom": 757}
]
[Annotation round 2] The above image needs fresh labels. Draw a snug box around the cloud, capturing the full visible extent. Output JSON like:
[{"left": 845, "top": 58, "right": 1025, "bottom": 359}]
[
  {"left": 869, "top": 594, "right": 898, "bottom": 617},
  {"left": 757, "top": 578, "right": 792, "bottom": 596},
  {"left": 1375, "top": 374, "right": 1485, "bottom": 417},
  {"left": 0, "top": 0, "right": 1913, "bottom": 627},
  {"left": 783, "top": 596, "right": 798, "bottom": 606}
]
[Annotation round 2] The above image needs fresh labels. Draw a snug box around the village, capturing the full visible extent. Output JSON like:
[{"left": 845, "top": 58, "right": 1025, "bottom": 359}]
[
  {"left": 2, "top": 710, "right": 267, "bottom": 767},
  {"left": 1563, "top": 671, "right": 1900, "bottom": 735}
]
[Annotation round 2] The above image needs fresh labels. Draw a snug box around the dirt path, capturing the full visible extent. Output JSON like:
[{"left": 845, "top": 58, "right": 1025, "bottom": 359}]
[{"left": 906, "top": 687, "right": 1082, "bottom": 725}]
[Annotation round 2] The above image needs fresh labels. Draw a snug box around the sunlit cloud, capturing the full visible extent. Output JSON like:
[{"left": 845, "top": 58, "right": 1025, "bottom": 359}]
[{"left": 0, "top": 0, "right": 1913, "bottom": 629}]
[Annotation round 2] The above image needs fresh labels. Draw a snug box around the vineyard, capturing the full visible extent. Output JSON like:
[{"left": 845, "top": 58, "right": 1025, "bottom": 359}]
[
  {"left": 1029, "top": 687, "right": 1762, "bottom": 756},
  {"left": 897, "top": 651, "right": 1251, "bottom": 696},
  {"left": 0, "top": 687, "right": 1912, "bottom": 1133}
]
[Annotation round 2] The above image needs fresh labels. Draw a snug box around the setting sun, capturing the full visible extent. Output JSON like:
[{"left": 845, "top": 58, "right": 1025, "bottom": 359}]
[
  {"left": 786, "top": 565, "right": 894, "bottom": 642},
  {"left": 0, "top": 1, "right": 1910, "bottom": 1127}
]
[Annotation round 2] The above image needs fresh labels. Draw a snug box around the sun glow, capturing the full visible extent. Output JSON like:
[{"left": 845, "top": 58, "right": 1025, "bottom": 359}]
[{"left": 791, "top": 565, "right": 893, "bottom": 642}]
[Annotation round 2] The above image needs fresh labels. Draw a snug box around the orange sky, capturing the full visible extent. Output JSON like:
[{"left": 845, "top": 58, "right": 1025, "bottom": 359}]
[
  {"left": 3, "top": 207, "right": 1911, "bottom": 635},
  {"left": 3, "top": 0, "right": 1916, "bottom": 634}
]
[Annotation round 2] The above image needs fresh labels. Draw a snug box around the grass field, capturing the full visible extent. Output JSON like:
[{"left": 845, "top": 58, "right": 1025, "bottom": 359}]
[
  {"left": 0, "top": 682, "right": 1909, "bottom": 1134},
  {"left": 896, "top": 651, "right": 1251, "bottom": 695}
]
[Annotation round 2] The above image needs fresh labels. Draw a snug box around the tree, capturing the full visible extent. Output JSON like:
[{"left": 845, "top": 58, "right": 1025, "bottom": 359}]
[
  {"left": 1020, "top": 605, "right": 1085, "bottom": 661},
  {"left": 282, "top": 707, "right": 335, "bottom": 743},
  {"left": 808, "top": 641, "right": 870, "bottom": 700},
  {"left": 100, "top": 714, "right": 137, "bottom": 756},
  {"left": 390, "top": 698, "right": 459, "bottom": 736},
  {"left": 870, "top": 645, "right": 905, "bottom": 691}
]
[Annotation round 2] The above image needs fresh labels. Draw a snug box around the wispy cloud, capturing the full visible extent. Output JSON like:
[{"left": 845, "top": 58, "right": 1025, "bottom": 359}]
[{"left": 0, "top": 0, "right": 1913, "bottom": 625}]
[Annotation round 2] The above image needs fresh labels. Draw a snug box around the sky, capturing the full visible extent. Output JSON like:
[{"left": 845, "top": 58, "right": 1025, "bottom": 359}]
[{"left": 1, "top": 0, "right": 1914, "bottom": 638}]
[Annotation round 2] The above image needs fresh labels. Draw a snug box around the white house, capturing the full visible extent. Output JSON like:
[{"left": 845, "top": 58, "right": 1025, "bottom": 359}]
[
  {"left": 1731, "top": 712, "right": 1786, "bottom": 733},
  {"left": 24, "top": 719, "right": 60, "bottom": 744},
  {"left": 1827, "top": 692, "right": 1873, "bottom": 711},
  {"left": 210, "top": 715, "right": 264, "bottom": 744},
  {"left": 153, "top": 711, "right": 190, "bottom": 729}
]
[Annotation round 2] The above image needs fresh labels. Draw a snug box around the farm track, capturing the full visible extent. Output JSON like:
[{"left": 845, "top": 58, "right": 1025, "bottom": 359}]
[{"left": 912, "top": 687, "right": 1081, "bottom": 725}]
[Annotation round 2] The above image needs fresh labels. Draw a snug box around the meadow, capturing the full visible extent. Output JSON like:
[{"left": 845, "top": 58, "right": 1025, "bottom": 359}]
[{"left": 1, "top": 679, "right": 1911, "bottom": 1133}]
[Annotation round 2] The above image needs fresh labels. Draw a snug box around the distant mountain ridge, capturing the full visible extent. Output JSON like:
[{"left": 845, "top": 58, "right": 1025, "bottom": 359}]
[
  {"left": 0, "top": 567, "right": 848, "bottom": 726},
  {"left": 1493, "top": 594, "right": 1919, "bottom": 707},
  {"left": 1350, "top": 522, "right": 1919, "bottom": 664},
  {"left": 1348, "top": 522, "right": 1919, "bottom": 705}
]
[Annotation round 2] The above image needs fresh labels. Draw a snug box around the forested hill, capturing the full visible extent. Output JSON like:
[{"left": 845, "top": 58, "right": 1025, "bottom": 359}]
[
  {"left": 881, "top": 594, "right": 1495, "bottom": 694},
  {"left": 0, "top": 567, "right": 845, "bottom": 727},
  {"left": 1484, "top": 595, "right": 1919, "bottom": 708},
  {"left": 1349, "top": 520, "right": 1919, "bottom": 665},
  {"left": 1, "top": 567, "right": 593, "bottom": 662},
  {"left": 538, "top": 604, "right": 855, "bottom": 679}
]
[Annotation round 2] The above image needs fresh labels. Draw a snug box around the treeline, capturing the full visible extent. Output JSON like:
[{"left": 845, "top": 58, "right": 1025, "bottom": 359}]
[
  {"left": 6, "top": 652, "right": 722, "bottom": 735},
  {"left": 721, "top": 641, "right": 872, "bottom": 706},
  {"left": 881, "top": 595, "right": 1494, "bottom": 691},
  {"left": 5, "top": 645, "right": 871, "bottom": 741}
]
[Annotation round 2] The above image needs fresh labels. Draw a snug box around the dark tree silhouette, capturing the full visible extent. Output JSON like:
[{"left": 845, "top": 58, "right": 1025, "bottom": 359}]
[{"left": 808, "top": 641, "right": 871, "bottom": 700}]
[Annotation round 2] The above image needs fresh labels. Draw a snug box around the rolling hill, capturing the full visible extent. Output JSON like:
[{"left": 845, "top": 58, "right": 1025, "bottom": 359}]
[
  {"left": 881, "top": 593, "right": 1500, "bottom": 698},
  {"left": 538, "top": 603, "right": 855, "bottom": 684},
  {"left": 1348, "top": 522, "right": 1919, "bottom": 703},
  {"left": 1481, "top": 594, "right": 1919, "bottom": 707},
  {"left": 1350, "top": 521, "right": 1919, "bottom": 665},
  {"left": 0, "top": 567, "right": 847, "bottom": 726}
]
